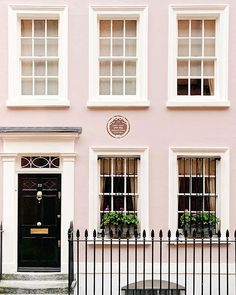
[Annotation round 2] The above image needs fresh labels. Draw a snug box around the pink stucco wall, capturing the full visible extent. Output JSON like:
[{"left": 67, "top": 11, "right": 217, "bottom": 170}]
[{"left": 0, "top": 0, "right": 235, "bottom": 232}]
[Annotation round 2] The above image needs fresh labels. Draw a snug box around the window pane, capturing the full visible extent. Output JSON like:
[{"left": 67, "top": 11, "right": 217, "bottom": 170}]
[
  {"left": 127, "top": 158, "right": 138, "bottom": 175},
  {"left": 22, "top": 79, "right": 33, "bottom": 95},
  {"left": 205, "top": 178, "right": 216, "bottom": 194},
  {"left": 47, "top": 20, "right": 58, "bottom": 37},
  {"left": 99, "top": 78, "right": 110, "bottom": 95},
  {"left": 178, "top": 39, "right": 189, "bottom": 56},
  {"left": 203, "top": 60, "right": 214, "bottom": 76},
  {"left": 113, "top": 197, "right": 124, "bottom": 211},
  {"left": 100, "top": 61, "right": 110, "bottom": 76},
  {"left": 125, "top": 20, "right": 136, "bottom": 37},
  {"left": 191, "top": 39, "right": 202, "bottom": 56},
  {"left": 191, "top": 20, "right": 202, "bottom": 37},
  {"left": 177, "top": 79, "right": 188, "bottom": 95},
  {"left": 113, "top": 177, "right": 124, "bottom": 193},
  {"left": 34, "top": 20, "right": 45, "bottom": 37},
  {"left": 47, "top": 61, "right": 58, "bottom": 76},
  {"left": 35, "top": 78, "right": 46, "bottom": 95},
  {"left": 100, "top": 158, "right": 111, "bottom": 175},
  {"left": 191, "top": 196, "right": 203, "bottom": 211},
  {"left": 114, "top": 158, "right": 124, "bottom": 175},
  {"left": 34, "top": 61, "right": 45, "bottom": 76},
  {"left": 100, "top": 20, "right": 111, "bottom": 37},
  {"left": 190, "top": 79, "right": 201, "bottom": 95},
  {"left": 112, "top": 78, "right": 123, "bottom": 95},
  {"left": 179, "top": 178, "right": 190, "bottom": 193},
  {"left": 178, "top": 20, "right": 189, "bottom": 37},
  {"left": 178, "top": 158, "right": 191, "bottom": 175},
  {"left": 21, "top": 39, "right": 32, "bottom": 56},
  {"left": 47, "top": 78, "right": 58, "bottom": 95},
  {"left": 112, "top": 39, "right": 123, "bottom": 56},
  {"left": 205, "top": 159, "right": 216, "bottom": 175},
  {"left": 125, "top": 61, "right": 136, "bottom": 76},
  {"left": 112, "top": 20, "right": 124, "bottom": 37},
  {"left": 22, "top": 61, "right": 32, "bottom": 76},
  {"left": 204, "top": 79, "right": 214, "bottom": 96},
  {"left": 34, "top": 39, "right": 45, "bottom": 56},
  {"left": 177, "top": 60, "right": 188, "bottom": 76},
  {"left": 204, "top": 20, "right": 215, "bottom": 37},
  {"left": 21, "top": 20, "right": 32, "bottom": 37},
  {"left": 125, "top": 79, "right": 136, "bottom": 95},
  {"left": 178, "top": 196, "right": 189, "bottom": 211},
  {"left": 100, "top": 39, "right": 110, "bottom": 56},
  {"left": 192, "top": 177, "right": 203, "bottom": 193},
  {"left": 125, "top": 39, "right": 136, "bottom": 56},
  {"left": 112, "top": 61, "right": 123, "bottom": 76},
  {"left": 192, "top": 158, "right": 204, "bottom": 174},
  {"left": 204, "top": 197, "right": 216, "bottom": 211},
  {"left": 190, "top": 61, "right": 201, "bottom": 76},
  {"left": 47, "top": 39, "right": 58, "bottom": 56},
  {"left": 204, "top": 39, "right": 215, "bottom": 56}
]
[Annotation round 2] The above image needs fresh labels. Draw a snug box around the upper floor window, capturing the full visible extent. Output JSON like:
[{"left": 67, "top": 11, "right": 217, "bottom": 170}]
[
  {"left": 8, "top": 6, "right": 69, "bottom": 107},
  {"left": 168, "top": 5, "right": 229, "bottom": 107},
  {"left": 88, "top": 6, "right": 148, "bottom": 107}
]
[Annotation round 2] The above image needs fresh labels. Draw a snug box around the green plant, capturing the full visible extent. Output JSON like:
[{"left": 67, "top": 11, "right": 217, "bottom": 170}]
[
  {"left": 101, "top": 211, "right": 139, "bottom": 227},
  {"left": 180, "top": 211, "right": 220, "bottom": 227},
  {"left": 122, "top": 214, "right": 139, "bottom": 226}
]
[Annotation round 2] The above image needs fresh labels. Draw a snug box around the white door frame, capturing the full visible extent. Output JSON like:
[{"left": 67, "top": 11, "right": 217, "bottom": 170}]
[{"left": 0, "top": 132, "right": 78, "bottom": 273}]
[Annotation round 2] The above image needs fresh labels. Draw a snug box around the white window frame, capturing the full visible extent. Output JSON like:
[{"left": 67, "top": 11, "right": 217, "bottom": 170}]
[
  {"left": 88, "top": 5, "right": 148, "bottom": 108},
  {"left": 8, "top": 5, "right": 69, "bottom": 107},
  {"left": 167, "top": 5, "right": 229, "bottom": 108},
  {"left": 169, "top": 147, "right": 230, "bottom": 236},
  {"left": 89, "top": 147, "right": 149, "bottom": 237}
]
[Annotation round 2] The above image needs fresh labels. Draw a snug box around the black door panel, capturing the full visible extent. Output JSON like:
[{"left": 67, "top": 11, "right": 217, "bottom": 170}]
[{"left": 18, "top": 174, "right": 61, "bottom": 271}]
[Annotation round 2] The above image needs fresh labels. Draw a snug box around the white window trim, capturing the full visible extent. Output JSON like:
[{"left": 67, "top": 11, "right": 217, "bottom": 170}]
[
  {"left": 167, "top": 5, "right": 229, "bottom": 108},
  {"left": 88, "top": 5, "right": 149, "bottom": 108},
  {"left": 89, "top": 147, "right": 149, "bottom": 237},
  {"left": 8, "top": 5, "right": 69, "bottom": 107},
  {"left": 169, "top": 147, "right": 230, "bottom": 236}
]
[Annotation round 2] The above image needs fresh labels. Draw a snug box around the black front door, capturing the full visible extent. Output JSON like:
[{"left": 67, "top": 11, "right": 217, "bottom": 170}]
[{"left": 18, "top": 174, "right": 61, "bottom": 271}]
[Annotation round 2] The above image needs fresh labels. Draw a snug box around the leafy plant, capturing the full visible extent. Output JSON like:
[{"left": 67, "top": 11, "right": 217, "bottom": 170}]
[
  {"left": 122, "top": 214, "right": 139, "bottom": 225},
  {"left": 101, "top": 211, "right": 139, "bottom": 227},
  {"left": 180, "top": 211, "right": 220, "bottom": 227}
]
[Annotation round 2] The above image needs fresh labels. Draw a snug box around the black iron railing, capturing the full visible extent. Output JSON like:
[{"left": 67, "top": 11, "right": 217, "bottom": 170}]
[
  {"left": 68, "top": 227, "right": 236, "bottom": 295},
  {"left": 0, "top": 222, "right": 2, "bottom": 280},
  {"left": 68, "top": 221, "right": 74, "bottom": 294}
]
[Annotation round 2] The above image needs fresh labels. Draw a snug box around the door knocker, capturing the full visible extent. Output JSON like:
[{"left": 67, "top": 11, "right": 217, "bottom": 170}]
[{"left": 36, "top": 191, "right": 43, "bottom": 203}]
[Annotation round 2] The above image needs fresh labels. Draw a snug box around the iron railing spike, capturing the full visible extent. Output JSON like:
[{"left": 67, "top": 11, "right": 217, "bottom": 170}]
[{"left": 151, "top": 229, "right": 155, "bottom": 238}]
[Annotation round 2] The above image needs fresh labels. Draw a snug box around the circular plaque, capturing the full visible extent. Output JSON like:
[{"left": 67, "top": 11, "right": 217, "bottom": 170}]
[{"left": 107, "top": 115, "right": 130, "bottom": 138}]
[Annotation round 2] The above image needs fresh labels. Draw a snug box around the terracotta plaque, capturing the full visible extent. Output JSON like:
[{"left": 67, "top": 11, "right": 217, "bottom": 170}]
[
  {"left": 30, "top": 228, "right": 49, "bottom": 235},
  {"left": 107, "top": 116, "right": 130, "bottom": 138}
]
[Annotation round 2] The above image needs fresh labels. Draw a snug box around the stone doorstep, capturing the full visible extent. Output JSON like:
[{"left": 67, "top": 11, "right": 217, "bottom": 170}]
[
  {"left": 0, "top": 273, "right": 71, "bottom": 294},
  {"left": 2, "top": 273, "right": 67, "bottom": 281}
]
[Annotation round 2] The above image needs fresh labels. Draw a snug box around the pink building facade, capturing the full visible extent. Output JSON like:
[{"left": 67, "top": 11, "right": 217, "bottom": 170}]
[{"left": 0, "top": 0, "right": 235, "bottom": 290}]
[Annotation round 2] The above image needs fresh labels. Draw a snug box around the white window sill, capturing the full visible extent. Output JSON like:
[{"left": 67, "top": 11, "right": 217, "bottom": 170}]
[
  {"left": 6, "top": 98, "right": 70, "bottom": 108},
  {"left": 87, "top": 99, "right": 150, "bottom": 108},
  {"left": 166, "top": 100, "right": 230, "bottom": 108}
]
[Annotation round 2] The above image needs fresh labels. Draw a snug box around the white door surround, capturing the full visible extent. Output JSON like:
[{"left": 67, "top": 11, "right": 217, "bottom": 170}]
[{"left": 0, "top": 128, "right": 81, "bottom": 273}]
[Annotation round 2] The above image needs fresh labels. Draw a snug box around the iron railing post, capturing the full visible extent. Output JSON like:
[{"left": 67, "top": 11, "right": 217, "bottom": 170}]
[{"left": 68, "top": 221, "right": 74, "bottom": 294}]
